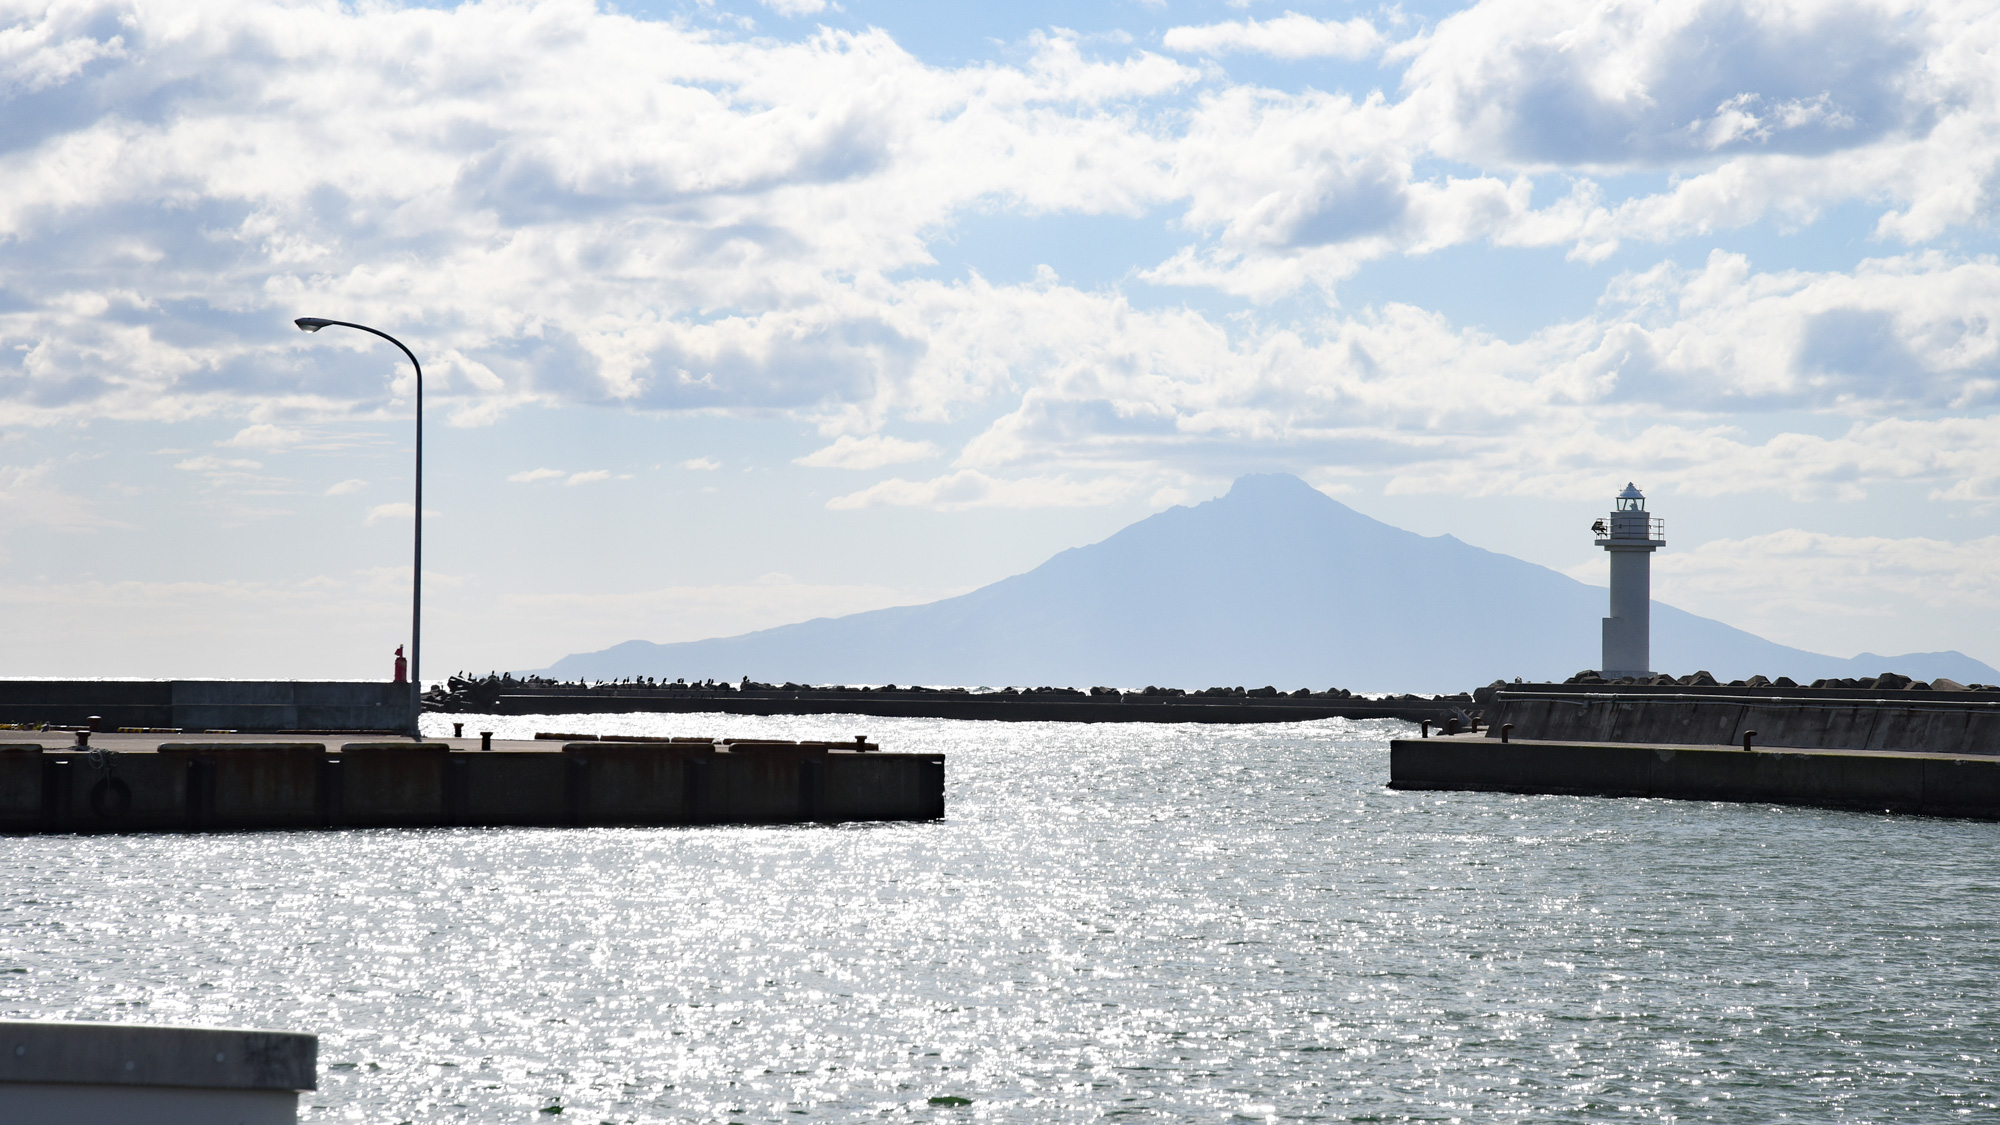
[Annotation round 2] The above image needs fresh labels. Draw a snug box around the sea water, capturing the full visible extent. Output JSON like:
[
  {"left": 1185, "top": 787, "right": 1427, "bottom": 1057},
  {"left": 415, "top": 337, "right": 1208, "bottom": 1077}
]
[{"left": 1, "top": 713, "right": 1995, "bottom": 1122}]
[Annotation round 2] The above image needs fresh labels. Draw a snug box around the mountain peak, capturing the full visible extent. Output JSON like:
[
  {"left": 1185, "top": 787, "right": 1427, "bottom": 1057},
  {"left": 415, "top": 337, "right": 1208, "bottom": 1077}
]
[{"left": 1220, "top": 472, "right": 1329, "bottom": 505}]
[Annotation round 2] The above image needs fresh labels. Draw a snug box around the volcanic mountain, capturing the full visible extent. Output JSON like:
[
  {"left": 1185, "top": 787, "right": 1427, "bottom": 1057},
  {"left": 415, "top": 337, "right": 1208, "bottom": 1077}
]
[{"left": 538, "top": 474, "right": 1998, "bottom": 692}]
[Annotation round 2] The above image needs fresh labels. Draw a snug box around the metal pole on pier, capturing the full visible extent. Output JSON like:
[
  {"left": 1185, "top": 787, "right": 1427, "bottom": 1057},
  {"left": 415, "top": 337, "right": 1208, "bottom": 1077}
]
[{"left": 294, "top": 317, "right": 424, "bottom": 738}]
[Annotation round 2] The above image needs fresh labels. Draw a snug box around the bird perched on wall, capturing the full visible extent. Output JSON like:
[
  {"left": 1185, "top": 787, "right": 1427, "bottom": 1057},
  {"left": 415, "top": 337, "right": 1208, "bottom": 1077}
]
[{"left": 1590, "top": 518, "right": 1607, "bottom": 537}]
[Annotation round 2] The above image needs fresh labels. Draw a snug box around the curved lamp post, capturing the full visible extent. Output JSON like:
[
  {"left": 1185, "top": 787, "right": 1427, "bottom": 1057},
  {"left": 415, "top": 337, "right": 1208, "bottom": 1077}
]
[{"left": 294, "top": 317, "right": 423, "bottom": 738}]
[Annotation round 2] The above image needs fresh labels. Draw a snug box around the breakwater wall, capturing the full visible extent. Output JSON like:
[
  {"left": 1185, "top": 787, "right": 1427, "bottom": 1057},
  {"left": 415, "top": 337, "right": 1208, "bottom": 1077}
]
[
  {"left": 435, "top": 678, "right": 1472, "bottom": 725},
  {"left": 1390, "top": 734, "right": 2000, "bottom": 819},
  {"left": 0, "top": 681, "right": 406, "bottom": 732},
  {"left": 1479, "top": 682, "right": 2000, "bottom": 756},
  {"left": 0, "top": 737, "right": 943, "bottom": 833}
]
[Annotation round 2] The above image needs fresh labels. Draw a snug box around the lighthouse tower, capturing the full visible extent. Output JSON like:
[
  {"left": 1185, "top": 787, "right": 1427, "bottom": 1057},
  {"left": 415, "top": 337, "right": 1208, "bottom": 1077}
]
[{"left": 1595, "top": 483, "right": 1665, "bottom": 678}]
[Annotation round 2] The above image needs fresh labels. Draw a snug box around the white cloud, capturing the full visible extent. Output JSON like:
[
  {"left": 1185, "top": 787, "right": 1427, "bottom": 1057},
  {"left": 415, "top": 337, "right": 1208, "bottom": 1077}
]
[
  {"left": 2, "top": 0, "right": 1999, "bottom": 526},
  {"left": 875, "top": 249, "right": 2000, "bottom": 506},
  {"left": 364, "top": 502, "right": 413, "bottom": 524},
  {"left": 565, "top": 469, "right": 622, "bottom": 485},
  {"left": 760, "top": 0, "right": 829, "bottom": 15},
  {"left": 1162, "top": 14, "right": 1384, "bottom": 60},
  {"left": 325, "top": 478, "right": 366, "bottom": 496},
  {"left": 0, "top": 3, "right": 1196, "bottom": 426},
  {"left": 0, "top": 462, "right": 112, "bottom": 532},
  {"left": 220, "top": 423, "right": 305, "bottom": 449},
  {"left": 175, "top": 455, "right": 261, "bottom": 473},
  {"left": 3, "top": 0, "right": 1996, "bottom": 435},
  {"left": 827, "top": 469, "right": 1137, "bottom": 511},
  {"left": 681, "top": 457, "right": 722, "bottom": 471},
  {"left": 172, "top": 454, "right": 280, "bottom": 491},
  {"left": 1614, "top": 530, "right": 2000, "bottom": 660},
  {"left": 795, "top": 434, "right": 939, "bottom": 469}
]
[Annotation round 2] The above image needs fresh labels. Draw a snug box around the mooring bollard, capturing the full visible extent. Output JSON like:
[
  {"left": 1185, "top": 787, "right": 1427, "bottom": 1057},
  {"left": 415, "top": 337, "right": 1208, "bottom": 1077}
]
[
  {"left": 452, "top": 722, "right": 463, "bottom": 738},
  {"left": 1501, "top": 723, "right": 1513, "bottom": 743},
  {"left": 480, "top": 731, "right": 493, "bottom": 752},
  {"left": 1444, "top": 716, "right": 1460, "bottom": 735},
  {"left": 1421, "top": 719, "right": 1431, "bottom": 738},
  {"left": 1743, "top": 730, "right": 1757, "bottom": 752},
  {"left": 86, "top": 715, "right": 102, "bottom": 733}
]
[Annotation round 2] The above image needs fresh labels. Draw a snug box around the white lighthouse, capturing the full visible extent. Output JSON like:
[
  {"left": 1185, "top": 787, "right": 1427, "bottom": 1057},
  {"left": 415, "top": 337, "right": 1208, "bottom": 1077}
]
[{"left": 1595, "top": 483, "right": 1665, "bottom": 678}]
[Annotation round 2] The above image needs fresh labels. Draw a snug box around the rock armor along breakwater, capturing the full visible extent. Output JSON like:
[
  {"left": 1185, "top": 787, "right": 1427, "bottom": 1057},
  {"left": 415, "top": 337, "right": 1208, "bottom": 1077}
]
[{"left": 427, "top": 674, "right": 1474, "bottom": 725}]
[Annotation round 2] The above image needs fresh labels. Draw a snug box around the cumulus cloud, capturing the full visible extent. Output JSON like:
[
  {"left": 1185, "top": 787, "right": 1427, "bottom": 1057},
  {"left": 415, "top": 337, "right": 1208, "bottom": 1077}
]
[
  {"left": 1401, "top": 0, "right": 1922, "bottom": 165},
  {"left": 924, "top": 249, "right": 2000, "bottom": 503},
  {"left": 3, "top": 0, "right": 2000, "bottom": 515},
  {"left": 681, "top": 457, "right": 721, "bottom": 471},
  {"left": 364, "top": 502, "right": 414, "bottom": 524},
  {"left": 0, "top": 2, "right": 1196, "bottom": 427},
  {"left": 1162, "top": 13, "right": 1384, "bottom": 59},
  {"left": 325, "top": 478, "right": 366, "bottom": 495},
  {"left": 508, "top": 468, "right": 566, "bottom": 483},
  {"left": 795, "top": 434, "right": 939, "bottom": 469}
]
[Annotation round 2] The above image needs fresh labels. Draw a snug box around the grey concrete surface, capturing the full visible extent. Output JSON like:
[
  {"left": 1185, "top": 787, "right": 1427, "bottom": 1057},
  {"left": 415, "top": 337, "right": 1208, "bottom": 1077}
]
[
  {"left": 0, "top": 1020, "right": 316, "bottom": 1090},
  {"left": 0, "top": 733, "right": 946, "bottom": 832},
  {"left": 0, "top": 1082, "right": 298, "bottom": 1125},
  {"left": 1391, "top": 733, "right": 2000, "bottom": 818},
  {"left": 0, "top": 680, "right": 407, "bottom": 731}
]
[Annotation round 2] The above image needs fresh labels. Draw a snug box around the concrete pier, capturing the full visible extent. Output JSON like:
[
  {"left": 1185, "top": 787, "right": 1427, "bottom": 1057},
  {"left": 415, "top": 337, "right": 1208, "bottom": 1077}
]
[
  {"left": 1390, "top": 732, "right": 2000, "bottom": 819},
  {"left": 0, "top": 733, "right": 944, "bottom": 833},
  {"left": 1397, "top": 680, "right": 2000, "bottom": 817},
  {"left": 0, "top": 1020, "right": 316, "bottom": 1124}
]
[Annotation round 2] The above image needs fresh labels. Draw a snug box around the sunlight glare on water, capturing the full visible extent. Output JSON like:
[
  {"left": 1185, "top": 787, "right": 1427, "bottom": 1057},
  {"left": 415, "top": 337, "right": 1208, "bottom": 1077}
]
[{"left": 2, "top": 712, "right": 1996, "bottom": 1121}]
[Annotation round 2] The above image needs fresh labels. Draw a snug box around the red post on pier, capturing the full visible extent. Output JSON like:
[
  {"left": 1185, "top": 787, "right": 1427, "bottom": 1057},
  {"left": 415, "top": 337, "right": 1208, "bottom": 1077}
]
[{"left": 393, "top": 645, "right": 408, "bottom": 684}]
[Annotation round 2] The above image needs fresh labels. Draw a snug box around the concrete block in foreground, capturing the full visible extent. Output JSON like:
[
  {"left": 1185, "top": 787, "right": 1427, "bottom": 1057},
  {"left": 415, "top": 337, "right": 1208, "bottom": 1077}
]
[
  {"left": 1390, "top": 735, "right": 2000, "bottom": 819},
  {"left": 0, "top": 1019, "right": 315, "bottom": 1124}
]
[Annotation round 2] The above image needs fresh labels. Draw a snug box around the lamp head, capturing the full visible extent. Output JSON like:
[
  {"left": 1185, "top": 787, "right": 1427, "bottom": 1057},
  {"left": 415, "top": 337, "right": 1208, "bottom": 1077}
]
[{"left": 294, "top": 317, "right": 333, "bottom": 332}]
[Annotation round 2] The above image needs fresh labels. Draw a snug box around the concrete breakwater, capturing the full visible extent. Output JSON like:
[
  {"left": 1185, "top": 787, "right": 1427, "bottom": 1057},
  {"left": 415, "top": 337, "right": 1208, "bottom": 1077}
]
[
  {"left": 1392, "top": 680, "right": 2000, "bottom": 818},
  {"left": 432, "top": 675, "right": 1473, "bottom": 725},
  {"left": 0, "top": 733, "right": 944, "bottom": 833},
  {"left": 0, "top": 680, "right": 406, "bottom": 732},
  {"left": 1391, "top": 733, "right": 2000, "bottom": 819},
  {"left": 1476, "top": 680, "right": 2000, "bottom": 757}
]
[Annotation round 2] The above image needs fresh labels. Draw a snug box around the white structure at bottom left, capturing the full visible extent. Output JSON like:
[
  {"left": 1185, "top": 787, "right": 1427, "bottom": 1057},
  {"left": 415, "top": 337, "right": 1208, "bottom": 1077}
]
[{"left": 0, "top": 1019, "right": 316, "bottom": 1125}]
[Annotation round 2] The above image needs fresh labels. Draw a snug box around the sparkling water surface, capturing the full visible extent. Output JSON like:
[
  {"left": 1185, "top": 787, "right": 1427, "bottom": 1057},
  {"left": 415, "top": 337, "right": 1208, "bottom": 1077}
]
[{"left": 2, "top": 713, "right": 1996, "bottom": 1122}]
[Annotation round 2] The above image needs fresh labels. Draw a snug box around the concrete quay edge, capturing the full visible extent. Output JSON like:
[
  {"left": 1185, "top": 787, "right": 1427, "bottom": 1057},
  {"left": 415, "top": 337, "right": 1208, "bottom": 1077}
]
[
  {"left": 0, "top": 733, "right": 946, "bottom": 833},
  {"left": 0, "top": 1020, "right": 316, "bottom": 1091},
  {"left": 1389, "top": 733, "right": 2000, "bottom": 819}
]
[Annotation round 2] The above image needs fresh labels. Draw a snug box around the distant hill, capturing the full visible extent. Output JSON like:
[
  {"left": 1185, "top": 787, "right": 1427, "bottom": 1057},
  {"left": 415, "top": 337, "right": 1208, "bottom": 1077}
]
[{"left": 537, "top": 474, "right": 2000, "bottom": 693}]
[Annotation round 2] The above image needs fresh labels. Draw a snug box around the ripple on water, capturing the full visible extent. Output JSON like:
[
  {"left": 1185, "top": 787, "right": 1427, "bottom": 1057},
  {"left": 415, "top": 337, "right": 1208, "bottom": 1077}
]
[{"left": 1, "top": 712, "right": 1996, "bottom": 1122}]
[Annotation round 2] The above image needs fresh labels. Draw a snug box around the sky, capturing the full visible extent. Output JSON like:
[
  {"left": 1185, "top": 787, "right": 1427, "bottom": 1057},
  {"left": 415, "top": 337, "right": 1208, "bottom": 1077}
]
[{"left": 3, "top": 0, "right": 2000, "bottom": 681}]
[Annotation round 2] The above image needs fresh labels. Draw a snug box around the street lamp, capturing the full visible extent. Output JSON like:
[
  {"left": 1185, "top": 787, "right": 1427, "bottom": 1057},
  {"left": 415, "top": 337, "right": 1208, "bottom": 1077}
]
[{"left": 294, "top": 317, "right": 424, "bottom": 738}]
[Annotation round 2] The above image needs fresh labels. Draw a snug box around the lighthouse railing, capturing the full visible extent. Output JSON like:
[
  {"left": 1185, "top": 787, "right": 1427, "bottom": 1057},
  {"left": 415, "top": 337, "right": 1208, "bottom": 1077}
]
[{"left": 1596, "top": 516, "right": 1665, "bottom": 544}]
